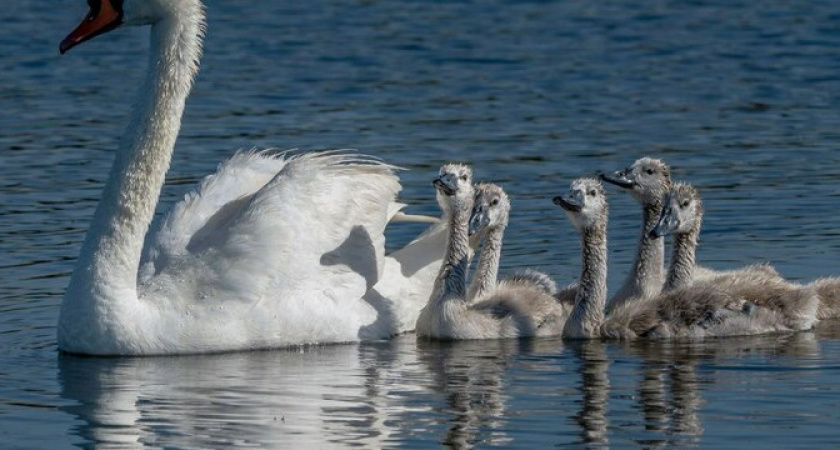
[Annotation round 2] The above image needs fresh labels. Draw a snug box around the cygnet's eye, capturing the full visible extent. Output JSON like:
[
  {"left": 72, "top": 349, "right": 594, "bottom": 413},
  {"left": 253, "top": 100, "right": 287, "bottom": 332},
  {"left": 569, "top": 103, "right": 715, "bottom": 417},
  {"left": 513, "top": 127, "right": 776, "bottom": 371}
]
[
  {"left": 681, "top": 200, "right": 690, "bottom": 208},
  {"left": 588, "top": 189, "right": 597, "bottom": 196},
  {"left": 645, "top": 168, "right": 654, "bottom": 175},
  {"left": 460, "top": 174, "right": 468, "bottom": 181},
  {"left": 491, "top": 198, "right": 499, "bottom": 206}
]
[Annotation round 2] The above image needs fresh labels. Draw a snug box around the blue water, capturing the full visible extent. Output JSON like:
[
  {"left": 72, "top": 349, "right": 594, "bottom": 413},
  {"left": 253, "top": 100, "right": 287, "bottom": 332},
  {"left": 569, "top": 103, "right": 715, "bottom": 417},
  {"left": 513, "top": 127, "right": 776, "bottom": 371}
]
[{"left": 2, "top": 0, "right": 840, "bottom": 447}]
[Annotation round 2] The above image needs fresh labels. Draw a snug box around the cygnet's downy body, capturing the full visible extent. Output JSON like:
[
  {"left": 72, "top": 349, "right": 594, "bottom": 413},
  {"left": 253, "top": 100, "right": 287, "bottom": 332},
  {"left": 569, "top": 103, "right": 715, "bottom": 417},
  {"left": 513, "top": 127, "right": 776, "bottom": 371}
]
[
  {"left": 601, "top": 158, "right": 783, "bottom": 319},
  {"left": 646, "top": 183, "right": 819, "bottom": 335},
  {"left": 810, "top": 278, "right": 840, "bottom": 320},
  {"left": 553, "top": 179, "right": 813, "bottom": 340},
  {"left": 416, "top": 168, "right": 567, "bottom": 340}
]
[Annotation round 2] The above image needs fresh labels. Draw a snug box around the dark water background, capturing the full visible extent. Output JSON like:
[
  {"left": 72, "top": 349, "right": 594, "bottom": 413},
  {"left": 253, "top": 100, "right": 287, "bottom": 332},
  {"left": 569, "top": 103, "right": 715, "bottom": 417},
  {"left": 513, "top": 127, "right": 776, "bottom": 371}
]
[{"left": 2, "top": 0, "right": 840, "bottom": 447}]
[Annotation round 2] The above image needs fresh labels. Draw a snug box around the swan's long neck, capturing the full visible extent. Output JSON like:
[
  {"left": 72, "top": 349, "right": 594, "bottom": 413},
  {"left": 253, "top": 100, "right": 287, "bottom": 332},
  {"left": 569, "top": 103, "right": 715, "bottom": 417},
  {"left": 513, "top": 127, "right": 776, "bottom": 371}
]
[
  {"left": 431, "top": 195, "right": 473, "bottom": 304},
  {"left": 664, "top": 219, "right": 701, "bottom": 292},
  {"left": 64, "top": 14, "right": 204, "bottom": 302},
  {"left": 565, "top": 222, "right": 608, "bottom": 338},
  {"left": 611, "top": 201, "right": 664, "bottom": 306},
  {"left": 468, "top": 227, "right": 503, "bottom": 301}
]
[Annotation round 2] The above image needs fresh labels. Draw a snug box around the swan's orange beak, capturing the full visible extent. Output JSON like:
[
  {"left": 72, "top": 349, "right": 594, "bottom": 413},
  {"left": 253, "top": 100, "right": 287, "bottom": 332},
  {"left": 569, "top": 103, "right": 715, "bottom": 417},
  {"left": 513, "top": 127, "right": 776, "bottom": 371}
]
[{"left": 60, "top": 0, "right": 124, "bottom": 54}]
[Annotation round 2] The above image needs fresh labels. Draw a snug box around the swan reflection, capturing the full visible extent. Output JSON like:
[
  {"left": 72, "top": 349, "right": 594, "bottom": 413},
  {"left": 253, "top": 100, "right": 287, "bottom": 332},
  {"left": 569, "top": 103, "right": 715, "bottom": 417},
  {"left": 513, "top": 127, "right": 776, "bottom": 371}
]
[
  {"left": 416, "top": 338, "right": 520, "bottom": 448},
  {"left": 569, "top": 340, "right": 610, "bottom": 445},
  {"left": 57, "top": 330, "right": 823, "bottom": 448},
  {"left": 59, "top": 340, "right": 424, "bottom": 448}
]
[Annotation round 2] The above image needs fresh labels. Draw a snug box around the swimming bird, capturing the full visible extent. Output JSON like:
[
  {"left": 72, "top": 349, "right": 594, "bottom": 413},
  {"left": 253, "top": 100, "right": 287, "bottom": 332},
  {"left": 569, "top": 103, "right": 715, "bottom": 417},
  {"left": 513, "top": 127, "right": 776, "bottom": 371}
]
[
  {"left": 467, "top": 183, "right": 558, "bottom": 301},
  {"left": 652, "top": 183, "right": 778, "bottom": 292},
  {"left": 601, "top": 157, "right": 780, "bottom": 319},
  {"left": 648, "top": 182, "right": 819, "bottom": 333},
  {"left": 57, "top": 0, "right": 442, "bottom": 355},
  {"left": 416, "top": 166, "right": 568, "bottom": 340},
  {"left": 554, "top": 179, "right": 812, "bottom": 339},
  {"left": 553, "top": 178, "right": 610, "bottom": 338},
  {"left": 600, "top": 158, "right": 671, "bottom": 314}
]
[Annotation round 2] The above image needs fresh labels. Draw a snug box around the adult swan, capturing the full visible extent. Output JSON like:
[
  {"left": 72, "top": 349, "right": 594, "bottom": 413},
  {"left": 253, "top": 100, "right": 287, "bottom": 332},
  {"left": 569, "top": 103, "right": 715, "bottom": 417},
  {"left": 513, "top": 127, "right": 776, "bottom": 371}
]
[{"left": 58, "top": 0, "right": 444, "bottom": 355}]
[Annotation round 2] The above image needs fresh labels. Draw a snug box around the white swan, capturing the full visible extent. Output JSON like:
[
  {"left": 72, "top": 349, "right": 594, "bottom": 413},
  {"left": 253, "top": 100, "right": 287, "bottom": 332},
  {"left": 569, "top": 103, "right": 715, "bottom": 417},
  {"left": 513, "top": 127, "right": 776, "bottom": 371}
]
[{"left": 57, "top": 0, "right": 443, "bottom": 355}]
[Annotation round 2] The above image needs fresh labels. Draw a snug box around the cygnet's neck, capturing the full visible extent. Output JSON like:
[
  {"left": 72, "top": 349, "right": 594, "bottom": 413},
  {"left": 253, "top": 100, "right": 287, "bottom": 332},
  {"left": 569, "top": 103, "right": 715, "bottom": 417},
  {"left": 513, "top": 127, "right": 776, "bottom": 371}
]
[
  {"left": 468, "top": 226, "right": 504, "bottom": 301},
  {"left": 431, "top": 194, "right": 474, "bottom": 304},
  {"left": 564, "top": 221, "right": 608, "bottom": 338},
  {"left": 664, "top": 219, "right": 701, "bottom": 292},
  {"left": 610, "top": 200, "right": 665, "bottom": 308}
]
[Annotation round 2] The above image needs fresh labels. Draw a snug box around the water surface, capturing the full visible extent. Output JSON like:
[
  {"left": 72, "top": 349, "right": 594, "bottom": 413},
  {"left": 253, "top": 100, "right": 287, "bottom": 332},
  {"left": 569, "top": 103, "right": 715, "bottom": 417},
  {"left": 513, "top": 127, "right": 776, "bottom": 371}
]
[{"left": 2, "top": 0, "right": 840, "bottom": 447}]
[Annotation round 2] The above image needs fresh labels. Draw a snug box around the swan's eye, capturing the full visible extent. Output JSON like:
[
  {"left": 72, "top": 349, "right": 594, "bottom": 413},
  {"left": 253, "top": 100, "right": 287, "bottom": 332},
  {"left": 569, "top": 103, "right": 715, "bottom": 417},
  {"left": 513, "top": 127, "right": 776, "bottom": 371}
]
[
  {"left": 645, "top": 168, "right": 654, "bottom": 175},
  {"left": 681, "top": 201, "right": 690, "bottom": 208},
  {"left": 460, "top": 174, "right": 468, "bottom": 181},
  {"left": 588, "top": 190, "right": 597, "bottom": 196},
  {"left": 491, "top": 198, "right": 499, "bottom": 206}
]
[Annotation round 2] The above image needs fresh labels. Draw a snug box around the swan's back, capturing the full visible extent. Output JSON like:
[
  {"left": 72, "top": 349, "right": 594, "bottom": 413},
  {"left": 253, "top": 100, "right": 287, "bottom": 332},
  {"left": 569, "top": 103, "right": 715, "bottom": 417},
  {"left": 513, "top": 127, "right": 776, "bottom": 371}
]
[{"left": 135, "top": 153, "right": 404, "bottom": 351}]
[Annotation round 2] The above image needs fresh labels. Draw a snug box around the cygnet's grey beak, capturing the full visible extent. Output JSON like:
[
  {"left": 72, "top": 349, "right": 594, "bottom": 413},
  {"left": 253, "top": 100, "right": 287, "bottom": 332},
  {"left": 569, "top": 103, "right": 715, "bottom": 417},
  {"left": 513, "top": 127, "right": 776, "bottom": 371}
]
[
  {"left": 600, "top": 170, "right": 635, "bottom": 189},
  {"left": 433, "top": 175, "right": 457, "bottom": 196},
  {"left": 469, "top": 206, "right": 490, "bottom": 236},
  {"left": 650, "top": 208, "right": 677, "bottom": 238},
  {"left": 553, "top": 194, "right": 583, "bottom": 212}
]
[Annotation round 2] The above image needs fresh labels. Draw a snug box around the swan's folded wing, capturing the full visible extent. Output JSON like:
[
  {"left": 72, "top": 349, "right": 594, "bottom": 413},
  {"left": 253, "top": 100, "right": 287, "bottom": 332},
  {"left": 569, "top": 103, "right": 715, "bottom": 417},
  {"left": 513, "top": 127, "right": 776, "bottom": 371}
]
[
  {"left": 155, "top": 152, "right": 402, "bottom": 311},
  {"left": 140, "top": 151, "right": 288, "bottom": 280}
]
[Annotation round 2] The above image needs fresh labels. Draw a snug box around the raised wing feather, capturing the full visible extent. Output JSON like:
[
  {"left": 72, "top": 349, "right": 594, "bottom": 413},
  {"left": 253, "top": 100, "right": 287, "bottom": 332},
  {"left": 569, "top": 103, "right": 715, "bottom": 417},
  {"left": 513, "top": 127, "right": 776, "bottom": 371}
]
[
  {"left": 142, "top": 152, "right": 401, "bottom": 314},
  {"left": 140, "top": 150, "right": 287, "bottom": 282}
]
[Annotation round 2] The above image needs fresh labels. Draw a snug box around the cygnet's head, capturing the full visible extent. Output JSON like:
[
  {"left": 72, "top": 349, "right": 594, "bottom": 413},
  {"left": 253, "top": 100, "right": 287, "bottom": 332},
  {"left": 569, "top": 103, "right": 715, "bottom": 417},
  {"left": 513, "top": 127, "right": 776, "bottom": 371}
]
[
  {"left": 553, "top": 178, "right": 608, "bottom": 232},
  {"left": 60, "top": 0, "right": 205, "bottom": 54},
  {"left": 601, "top": 157, "right": 671, "bottom": 206},
  {"left": 434, "top": 163, "right": 473, "bottom": 202},
  {"left": 469, "top": 183, "right": 510, "bottom": 237},
  {"left": 650, "top": 183, "right": 703, "bottom": 238}
]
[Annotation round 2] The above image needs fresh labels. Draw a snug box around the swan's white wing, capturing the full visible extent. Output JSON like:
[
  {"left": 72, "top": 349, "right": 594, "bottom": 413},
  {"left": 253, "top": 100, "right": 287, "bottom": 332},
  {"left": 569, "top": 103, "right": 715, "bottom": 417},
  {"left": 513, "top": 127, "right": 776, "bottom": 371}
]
[
  {"left": 140, "top": 150, "right": 287, "bottom": 281},
  {"left": 205, "top": 152, "right": 400, "bottom": 300},
  {"left": 142, "top": 152, "right": 402, "bottom": 343}
]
